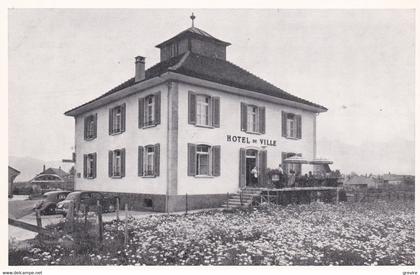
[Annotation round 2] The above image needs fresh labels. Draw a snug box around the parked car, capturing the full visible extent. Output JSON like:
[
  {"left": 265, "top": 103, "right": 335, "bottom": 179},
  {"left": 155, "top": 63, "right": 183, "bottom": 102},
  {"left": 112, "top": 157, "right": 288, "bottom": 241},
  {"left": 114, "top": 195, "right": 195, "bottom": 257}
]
[
  {"left": 56, "top": 191, "right": 119, "bottom": 216},
  {"left": 33, "top": 190, "right": 71, "bottom": 215}
]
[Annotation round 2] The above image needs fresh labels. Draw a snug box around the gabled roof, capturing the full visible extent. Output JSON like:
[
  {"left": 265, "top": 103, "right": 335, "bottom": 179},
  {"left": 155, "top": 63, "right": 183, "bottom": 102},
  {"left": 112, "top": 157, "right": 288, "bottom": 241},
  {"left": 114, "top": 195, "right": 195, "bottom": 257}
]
[
  {"left": 8, "top": 166, "right": 20, "bottom": 174},
  {"left": 156, "top": 26, "right": 231, "bottom": 48},
  {"left": 65, "top": 51, "right": 327, "bottom": 116}
]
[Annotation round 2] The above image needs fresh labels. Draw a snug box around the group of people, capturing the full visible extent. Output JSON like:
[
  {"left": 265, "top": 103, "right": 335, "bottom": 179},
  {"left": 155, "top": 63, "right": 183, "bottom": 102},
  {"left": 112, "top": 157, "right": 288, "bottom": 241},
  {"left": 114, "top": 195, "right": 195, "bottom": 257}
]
[{"left": 249, "top": 164, "right": 318, "bottom": 188}]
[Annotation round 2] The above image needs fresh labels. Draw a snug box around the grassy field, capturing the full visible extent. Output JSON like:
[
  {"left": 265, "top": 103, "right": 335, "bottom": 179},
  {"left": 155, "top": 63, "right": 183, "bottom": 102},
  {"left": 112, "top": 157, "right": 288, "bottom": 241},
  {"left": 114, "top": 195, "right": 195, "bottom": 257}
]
[{"left": 9, "top": 200, "right": 415, "bottom": 266}]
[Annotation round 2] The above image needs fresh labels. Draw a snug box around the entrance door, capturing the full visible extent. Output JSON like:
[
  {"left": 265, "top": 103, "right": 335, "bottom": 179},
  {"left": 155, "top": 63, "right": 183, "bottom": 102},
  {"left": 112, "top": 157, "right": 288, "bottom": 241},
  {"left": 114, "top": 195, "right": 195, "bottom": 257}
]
[{"left": 245, "top": 149, "right": 258, "bottom": 186}]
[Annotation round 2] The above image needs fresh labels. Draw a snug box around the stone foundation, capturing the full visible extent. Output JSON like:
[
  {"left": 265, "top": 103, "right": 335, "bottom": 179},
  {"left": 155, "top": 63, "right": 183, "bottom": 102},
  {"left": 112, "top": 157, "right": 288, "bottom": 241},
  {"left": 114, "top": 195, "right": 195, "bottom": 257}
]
[{"left": 101, "top": 192, "right": 228, "bottom": 212}]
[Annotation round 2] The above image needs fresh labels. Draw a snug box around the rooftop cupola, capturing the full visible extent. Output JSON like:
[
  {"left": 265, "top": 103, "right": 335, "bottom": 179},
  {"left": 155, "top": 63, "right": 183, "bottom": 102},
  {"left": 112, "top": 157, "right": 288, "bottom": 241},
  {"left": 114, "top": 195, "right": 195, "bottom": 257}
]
[{"left": 155, "top": 13, "right": 231, "bottom": 62}]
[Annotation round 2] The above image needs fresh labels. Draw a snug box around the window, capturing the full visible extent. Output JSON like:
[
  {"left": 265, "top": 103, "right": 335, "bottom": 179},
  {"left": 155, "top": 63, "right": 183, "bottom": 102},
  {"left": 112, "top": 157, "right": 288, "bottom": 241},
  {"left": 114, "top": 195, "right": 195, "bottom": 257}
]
[
  {"left": 196, "top": 95, "right": 210, "bottom": 126},
  {"left": 187, "top": 143, "right": 221, "bottom": 177},
  {"left": 247, "top": 105, "right": 259, "bottom": 133},
  {"left": 240, "top": 102, "right": 265, "bottom": 134},
  {"left": 84, "top": 114, "right": 97, "bottom": 140},
  {"left": 108, "top": 149, "right": 125, "bottom": 178},
  {"left": 188, "top": 91, "right": 220, "bottom": 128},
  {"left": 145, "top": 146, "right": 155, "bottom": 176},
  {"left": 139, "top": 92, "right": 161, "bottom": 128},
  {"left": 138, "top": 144, "right": 160, "bottom": 177},
  {"left": 145, "top": 95, "right": 155, "bottom": 126},
  {"left": 282, "top": 111, "right": 302, "bottom": 139},
  {"left": 196, "top": 145, "right": 210, "bottom": 176},
  {"left": 83, "top": 153, "right": 96, "bottom": 179},
  {"left": 109, "top": 104, "right": 126, "bottom": 135}
]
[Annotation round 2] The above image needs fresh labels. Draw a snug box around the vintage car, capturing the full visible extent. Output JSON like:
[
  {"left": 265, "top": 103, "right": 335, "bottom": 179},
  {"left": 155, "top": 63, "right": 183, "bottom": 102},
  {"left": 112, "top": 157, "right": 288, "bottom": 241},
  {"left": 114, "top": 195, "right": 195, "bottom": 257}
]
[
  {"left": 33, "top": 190, "right": 71, "bottom": 215},
  {"left": 56, "top": 191, "right": 119, "bottom": 216}
]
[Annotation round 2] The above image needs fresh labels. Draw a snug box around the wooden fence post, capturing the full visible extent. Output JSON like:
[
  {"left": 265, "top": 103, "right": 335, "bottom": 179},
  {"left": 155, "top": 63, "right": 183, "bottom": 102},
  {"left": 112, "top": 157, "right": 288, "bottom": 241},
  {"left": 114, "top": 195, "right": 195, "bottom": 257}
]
[
  {"left": 35, "top": 209, "right": 42, "bottom": 228},
  {"left": 97, "top": 200, "right": 103, "bottom": 243},
  {"left": 66, "top": 201, "right": 75, "bottom": 233},
  {"left": 84, "top": 204, "right": 89, "bottom": 229},
  {"left": 116, "top": 197, "right": 120, "bottom": 221},
  {"left": 124, "top": 203, "right": 128, "bottom": 246},
  {"left": 240, "top": 191, "right": 243, "bottom": 206},
  {"left": 336, "top": 188, "right": 340, "bottom": 204},
  {"left": 185, "top": 193, "right": 188, "bottom": 214}
]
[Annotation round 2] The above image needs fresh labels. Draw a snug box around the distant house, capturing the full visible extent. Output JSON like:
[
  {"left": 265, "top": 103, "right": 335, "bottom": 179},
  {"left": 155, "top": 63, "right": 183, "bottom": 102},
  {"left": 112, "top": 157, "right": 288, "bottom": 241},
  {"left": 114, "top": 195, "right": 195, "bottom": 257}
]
[
  {"left": 344, "top": 175, "right": 378, "bottom": 189},
  {"left": 29, "top": 165, "right": 74, "bottom": 193},
  {"left": 8, "top": 166, "right": 21, "bottom": 198},
  {"left": 381, "top": 173, "right": 415, "bottom": 189}
]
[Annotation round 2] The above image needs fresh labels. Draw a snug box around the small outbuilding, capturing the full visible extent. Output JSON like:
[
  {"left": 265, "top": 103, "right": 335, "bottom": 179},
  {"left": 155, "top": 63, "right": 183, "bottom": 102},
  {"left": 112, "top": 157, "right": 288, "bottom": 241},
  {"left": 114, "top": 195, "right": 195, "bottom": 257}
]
[{"left": 8, "top": 166, "right": 21, "bottom": 198}]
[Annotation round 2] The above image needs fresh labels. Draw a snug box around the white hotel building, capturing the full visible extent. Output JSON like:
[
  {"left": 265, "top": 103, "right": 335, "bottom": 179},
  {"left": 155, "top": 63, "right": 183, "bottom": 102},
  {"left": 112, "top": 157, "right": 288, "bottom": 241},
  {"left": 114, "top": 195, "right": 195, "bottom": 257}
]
[{"left": 65, "top": 21, "right": 327, "bottom": 212}]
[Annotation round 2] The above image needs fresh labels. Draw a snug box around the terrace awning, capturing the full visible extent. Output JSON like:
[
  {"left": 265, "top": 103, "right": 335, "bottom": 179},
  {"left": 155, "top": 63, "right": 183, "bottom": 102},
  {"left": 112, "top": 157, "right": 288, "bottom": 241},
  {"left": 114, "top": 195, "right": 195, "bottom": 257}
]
[
  {"left": 310, "top": 158, "right": 334, "bottom": 165},
  {"left": 284, "top": 156, "right": 310, "bottom": 164}
]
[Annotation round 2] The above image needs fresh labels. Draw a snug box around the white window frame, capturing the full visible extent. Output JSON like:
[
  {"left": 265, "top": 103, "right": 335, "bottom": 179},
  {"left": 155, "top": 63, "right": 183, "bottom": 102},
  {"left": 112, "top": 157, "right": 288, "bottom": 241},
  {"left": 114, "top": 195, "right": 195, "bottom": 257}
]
[
  {"left": 144, "top": 146, "right": 155, "bottom": 176},
  {"left": 286, "top": 114, "right": 298, "bottom": 139},
  {"left": 196, "top": 95, "right": 211, "bottom": 126},
  {"left": 247, "top": 105, "right": 259, "bottom": 133},
  {"left": 112, "top": 150, "right": 122, "bottom": 177},
  {"left": 86, "top": 115, "right": 95, "bottom": 139},
  {"left": 112, "top": 106, "right": 122, "bottom": 134},
  {"left": 144, "top": 95, "right": 155, "bottom": 126},
  {"left": 196, "top": 145, "right": 212, "bottom": 176}
]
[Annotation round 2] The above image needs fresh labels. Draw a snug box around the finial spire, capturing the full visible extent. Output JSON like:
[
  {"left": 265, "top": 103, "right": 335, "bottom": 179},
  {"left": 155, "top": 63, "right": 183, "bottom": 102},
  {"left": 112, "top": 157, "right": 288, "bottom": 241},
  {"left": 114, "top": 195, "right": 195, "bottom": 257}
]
[{"left": 190, "top": 12, "right": 196, "bottom": 27}]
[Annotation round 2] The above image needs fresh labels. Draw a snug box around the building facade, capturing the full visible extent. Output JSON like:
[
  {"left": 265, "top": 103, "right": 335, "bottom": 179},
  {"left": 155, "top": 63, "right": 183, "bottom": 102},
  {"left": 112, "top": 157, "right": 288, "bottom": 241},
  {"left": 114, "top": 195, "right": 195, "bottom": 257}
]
[{"left": 65, "top": 22, "right": 327, "bottom": 212}]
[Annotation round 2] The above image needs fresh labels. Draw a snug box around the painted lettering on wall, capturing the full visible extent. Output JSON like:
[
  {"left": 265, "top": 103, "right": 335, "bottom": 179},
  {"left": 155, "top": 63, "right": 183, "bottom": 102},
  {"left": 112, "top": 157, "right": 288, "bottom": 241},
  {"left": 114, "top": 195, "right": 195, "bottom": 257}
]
[{"left": 226, "top": 135, "right": 276, "bottom": 146}]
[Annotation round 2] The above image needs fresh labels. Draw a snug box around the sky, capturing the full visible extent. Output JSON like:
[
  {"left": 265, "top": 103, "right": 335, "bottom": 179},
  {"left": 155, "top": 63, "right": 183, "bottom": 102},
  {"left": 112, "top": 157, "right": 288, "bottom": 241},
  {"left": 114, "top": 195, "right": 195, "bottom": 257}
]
[{"left": 8, "top": 9, "right": 415, "bottom": 175}]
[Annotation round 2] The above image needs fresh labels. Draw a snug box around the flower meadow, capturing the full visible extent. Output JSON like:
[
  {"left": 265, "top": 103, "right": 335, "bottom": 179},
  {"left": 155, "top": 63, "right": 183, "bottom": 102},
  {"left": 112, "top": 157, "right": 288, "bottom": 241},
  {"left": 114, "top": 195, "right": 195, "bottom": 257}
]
[{"left": 10, "top": 201, "right": 414, "bottom": 266}]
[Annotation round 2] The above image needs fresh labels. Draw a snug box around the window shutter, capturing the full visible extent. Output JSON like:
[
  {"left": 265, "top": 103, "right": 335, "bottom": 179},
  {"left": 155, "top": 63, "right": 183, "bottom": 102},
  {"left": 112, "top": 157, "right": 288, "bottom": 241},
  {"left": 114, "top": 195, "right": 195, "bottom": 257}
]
[
  {"left": 138, "top": 146, "right": 144, "bottom": 176},
  {"left": 84, "top": 117, "right": 87, "bottom": 140},
  {"left": 108, "top": 150, "right": 113, "bottom": 177},
  {"left": 258, "top": 150, "right": 267, "bottom": 185},
  {"left": 83, "top": 154, "right": 87, "bottom": 178},
  {"left": 212, "top": 97, "right": 220, "bottom": 128},
  {"left": 93, "top": 114, "right": 98, "bottom": 139},
  {"left": 138, "top": 98, "right": 144, "bottom": 128},
  {"left": 121, "top": 148, "right": 126, "bottom": 177},
  {"left": 187, "top": 143, "right": 197, "bottom": 176},
  {"left": 259, "top": 106, "right": 266, "bottom": 134},
  {"left": 281, "top": 111, "right": 287, "bottom": 137},
  {"left": 239, "top": 148, "right": 246, "bottom": 187},
  {"left": 109, "top": 108, "right": 113, "bottom": 135},
  {"left": 296, "top": 115, "right": 302, "bottom": 139},
  {"left": 92, "top": 153, "right": 97, "bottom": 179},
  {"left": 121, "top": 103, "right": 126, "bottom": 133},
  {"left": 154, "top": 92, "right": 161, "bottom": 125},
  {"left": 212, "top": 145, "right": 221, "bottom": 176},
  {"left": 154, "top": 143, "right": 160, "bottom": 176},
  {"left": 240, "top": 102, "right": 247, "bottom": 132},
  {"left": 188, "top": 91, "right": 196, "bottom": 125}
]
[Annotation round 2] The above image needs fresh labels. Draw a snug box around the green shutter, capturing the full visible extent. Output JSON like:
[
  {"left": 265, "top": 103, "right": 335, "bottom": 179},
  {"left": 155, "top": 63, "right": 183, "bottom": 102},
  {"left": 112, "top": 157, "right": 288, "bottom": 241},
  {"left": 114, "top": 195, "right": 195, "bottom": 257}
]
[
  {"left": 212, "top": 145, "right": 221, "bottom": 176},
  {"left": 121, "top": 103, "right": 126, "bottom": 133},
  {"left": 296, "top": 115, "right": 302, "bottom": 139},
  {"left": 138, "top": 146, "right": 144, "bottom": 176},
  {"left": 108, "top": 151, "right": 113, "bottom": 177},
  {"left": 259, "top": 106, "right": 266, "bottom": 134},
  {"left": 239, "top": 148, "right": 246, "bottom": 188},
  {"left": 281, "top": 111, "right": 287, "bottom": 137},
  {"left": 154, "top": 92, "right": 161, "bottom": 125},
  {"left": 188, "top": 91, "right": 196, "bottom": 125},
  {"left": 212, "top": 97, "right": 220, "bottom": 128},
  {"left": 138, "top": 98, "right": 144, "bottom": 128},
  {"left": 154, "top": 143, "right": 160, "bottom": 176},
  {"left": 109, "top": 108, "right": 113, "bottom": 135},
  {"left": 121, "top": 148, "right": 126, "bottom": 177},
  {"left": 187, "top": 143, "right": 197, "bottom": 176},
  {"left": 93, "top": 114, "right": 98, "bottom": 139},
  {"left": 240, "top": 102, "right": 247, "bottom": 132},
  {"left": 92, "top": 153, "right": 97, "bottom": 179},
  {"left": 83, "top": 154, "right": 87, "bottom": 178}
]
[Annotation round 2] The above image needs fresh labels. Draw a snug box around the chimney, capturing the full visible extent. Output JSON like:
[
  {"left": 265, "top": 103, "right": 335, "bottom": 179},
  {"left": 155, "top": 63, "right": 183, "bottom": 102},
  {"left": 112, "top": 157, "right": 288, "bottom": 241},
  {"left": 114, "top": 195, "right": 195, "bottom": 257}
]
[
  {"left": 43, "top": 165, "right": 46, "bottom": 172},
  {"left": 135, "top": 56, "right": 146, "bottom": 82}
]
